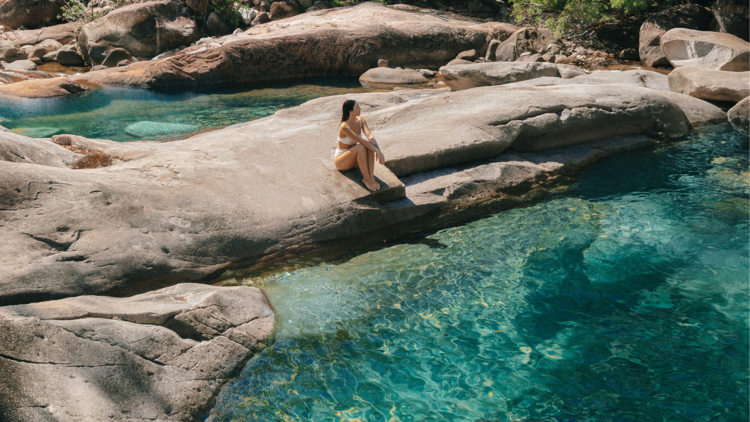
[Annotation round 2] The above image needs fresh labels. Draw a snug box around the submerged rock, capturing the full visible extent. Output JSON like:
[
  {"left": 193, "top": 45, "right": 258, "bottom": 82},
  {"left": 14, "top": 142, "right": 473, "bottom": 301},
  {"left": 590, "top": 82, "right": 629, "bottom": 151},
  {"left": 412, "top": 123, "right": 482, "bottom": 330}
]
[
  {"left": 124, "top": 121, "right": 199, "bottom": 138},
  {"left": 0, "top": 283, "right": 274, "bottom": 422}
]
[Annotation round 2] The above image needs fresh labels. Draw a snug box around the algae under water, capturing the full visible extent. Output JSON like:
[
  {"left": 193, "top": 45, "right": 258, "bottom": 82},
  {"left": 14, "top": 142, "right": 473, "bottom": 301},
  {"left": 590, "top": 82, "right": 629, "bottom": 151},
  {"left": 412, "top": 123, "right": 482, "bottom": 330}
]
[
  {"left": 209, "top": 126, "right": 749, "bottom": 422},
  {"left": 0, "top": 78, "right": 370, "bottom": 141}
]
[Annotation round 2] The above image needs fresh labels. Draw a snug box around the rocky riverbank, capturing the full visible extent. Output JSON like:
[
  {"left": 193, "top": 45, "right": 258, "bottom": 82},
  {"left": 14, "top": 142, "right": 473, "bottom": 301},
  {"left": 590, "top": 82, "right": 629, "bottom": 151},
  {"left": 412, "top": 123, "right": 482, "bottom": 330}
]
[{"left": 1, "top": 1, "right": 749, "bottom": 421}]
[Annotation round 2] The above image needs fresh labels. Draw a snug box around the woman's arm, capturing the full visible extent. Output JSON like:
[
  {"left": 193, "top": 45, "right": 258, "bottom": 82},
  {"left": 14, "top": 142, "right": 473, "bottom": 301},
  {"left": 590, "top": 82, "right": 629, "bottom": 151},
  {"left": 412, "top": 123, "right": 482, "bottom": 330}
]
[
  {"left": 340, "top": 124, "right": 380, "bottom": 152},
  {"left": 359, "top": 118, "right": 386, "bottom": 164}
]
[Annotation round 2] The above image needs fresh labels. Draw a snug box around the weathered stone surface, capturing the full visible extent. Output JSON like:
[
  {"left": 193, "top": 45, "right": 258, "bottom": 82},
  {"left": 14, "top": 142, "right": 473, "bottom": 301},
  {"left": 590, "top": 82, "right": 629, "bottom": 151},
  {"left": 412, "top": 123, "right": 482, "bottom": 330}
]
[
  {"left": 78, "top": 0, "right": 200, "bottom": 66},
  {"left": 0, "top": 21, "right": 77, "bottom": 46},
  {"left": 713, "top": 0, "right": 749, "bottom": 42},
  {"left": 0, "top": 131, "right": 79, "bottom": 167},
  {"left": 495, "top": 27, "right": 554, "bottom": 62},
  {"left": 2, "top": 59, "right": 35, "bottom": 71},
  {"left": 0, "top": 77, "right": 87, "bottom": 98},
  {"left": 251, "top": 11, "right": 270, "bottom": 25},
  {"left": 101, "top": 47, "right": 132, "bottom": 68},
  {"left": 56, "top": 48, "right": 85, "bottom": 66},
  {"left": 658, "top": 91, "right": 728, "bottom": 128},
  {"left": 668, "top": 66, "right": 750, "bottom": 102},
  {"left": 0, "top": 85, "right": 691, "bottom": 305},
  {"left": 75, "top": 2, "right": 519, "bottom": 88},
  {"left": 0, "top": 0, "right": 63, "bottom": 30},
  {"left": 661, "top": 28, "right": 750, "bottom": 71},
  {"left": 439, "top": 61, "right": 560, "bottom": 90},
  {"left": 727, "top": 96, "right": 749, "bottom": 135},
  {"left": 359, "top": 67, "right": 429, "bottom": 89},
  {"left": 455, "top": 49, "right": 478, "bottom": 61},
  {"left": 556, "top": 64, "right": 586, "bottom": 79},
  {"left": 639, "top": 4, "right": 715, "bottom": 68},
  {"left": 0, "top": 283, "right": 274, "bottom": 422}
]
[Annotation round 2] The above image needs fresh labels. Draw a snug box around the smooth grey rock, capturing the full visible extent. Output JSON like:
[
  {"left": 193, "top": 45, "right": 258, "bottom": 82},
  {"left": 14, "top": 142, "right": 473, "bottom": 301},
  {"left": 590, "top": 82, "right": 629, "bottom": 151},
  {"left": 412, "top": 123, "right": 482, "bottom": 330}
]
[
  {"left": 41, "top": 49, "right": 57, "bottom": 62},
  {"left": 251, "top": 11, "right": 270, "bottom": 25},
  {"left": 446, "top": 58, "right": 473, "bottom": 66},
  {"left": 0, "top": 283, "right": 274, "bottom": 422},
  {"left": 638, "top": 4, "right": 714, "bottom": 68},
  {"left": 0, "top": 131, "right": 80, "bottom": 167},
  {"left": 240, "top": 6, "right": 257, "bottom": 25},
  {"left": 570, "top": 69, "right": 670, "bottom": 91},
  {"left": 661, "top": 28, "right": 750, "bottom": 71},
  {"left": 2, "top": 58, "right": 35, "bottom": 70},
  {"left": 456, "top": 49, "right": 478, "bottom": 61},
  {"left": 485, "top": 39, "right": 500, "bottom": 61},
  {"left": 206, "top": 12, "right": 231, "bottom": 37},
  {"left": 556, "top": 64, "right": 586, "bottom": 79},
  {"left": 727, "top": 96, "right": 749, "bottom": 135},
  {"left": 101, "top": 47, "right": 132, "bottom": 68},
  {"left": 658, "top": 91, "right": 728, "bottom": 128},
  {"left": 439, "top": 61, "right": 560, "bottom": 90},
  {"left": 359, "top": 67, "right": 429, "bottom": 89},
  {"left": 516, "top": 53, "right": 543, "bottom": 62},
  {"left": 0, "top": 86, "right": 690, "bottom": 305},
  {"left": 668, "top": 66, "right": 750, "bottom": 102}
]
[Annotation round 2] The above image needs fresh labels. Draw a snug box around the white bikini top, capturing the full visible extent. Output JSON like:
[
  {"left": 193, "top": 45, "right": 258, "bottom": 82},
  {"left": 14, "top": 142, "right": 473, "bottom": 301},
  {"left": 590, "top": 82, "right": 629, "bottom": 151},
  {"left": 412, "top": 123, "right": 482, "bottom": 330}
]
[{"left": 337, "top": 118, "right": 363, "bottom": 146}]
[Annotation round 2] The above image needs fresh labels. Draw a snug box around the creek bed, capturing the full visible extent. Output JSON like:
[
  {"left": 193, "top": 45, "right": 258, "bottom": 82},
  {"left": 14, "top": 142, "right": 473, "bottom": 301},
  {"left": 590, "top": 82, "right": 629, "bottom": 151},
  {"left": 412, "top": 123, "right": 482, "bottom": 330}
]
[{"left": 208, "top": 125, "right": 749, "bottom": 422}]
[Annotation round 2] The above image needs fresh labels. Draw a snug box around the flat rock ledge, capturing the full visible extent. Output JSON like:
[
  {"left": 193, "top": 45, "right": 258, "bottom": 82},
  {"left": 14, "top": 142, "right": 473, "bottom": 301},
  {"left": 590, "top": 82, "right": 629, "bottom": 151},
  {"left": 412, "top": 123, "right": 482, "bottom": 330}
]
[
  {"left": 0, "top": 83, "right": 697, "bottom": 307},
  {"left": 0, "top": 283, "right": 274, "bottom": 422}
]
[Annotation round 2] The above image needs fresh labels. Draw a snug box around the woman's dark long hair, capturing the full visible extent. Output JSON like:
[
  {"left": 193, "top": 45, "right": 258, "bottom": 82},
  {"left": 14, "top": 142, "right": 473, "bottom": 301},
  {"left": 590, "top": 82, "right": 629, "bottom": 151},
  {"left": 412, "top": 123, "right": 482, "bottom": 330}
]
[{"left": 341, "top": 100, "right": 356, "bottom": 122}]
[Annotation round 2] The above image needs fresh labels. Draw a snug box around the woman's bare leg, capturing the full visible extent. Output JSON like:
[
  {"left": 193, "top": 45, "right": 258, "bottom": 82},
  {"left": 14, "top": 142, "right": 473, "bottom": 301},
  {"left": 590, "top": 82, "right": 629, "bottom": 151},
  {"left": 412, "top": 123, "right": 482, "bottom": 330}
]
[
  {"left": 357, "top": 148, "right": 379, "bottom": 191},
  {"left": 367, "top": 149, "right": 380, "bottom": 190}
]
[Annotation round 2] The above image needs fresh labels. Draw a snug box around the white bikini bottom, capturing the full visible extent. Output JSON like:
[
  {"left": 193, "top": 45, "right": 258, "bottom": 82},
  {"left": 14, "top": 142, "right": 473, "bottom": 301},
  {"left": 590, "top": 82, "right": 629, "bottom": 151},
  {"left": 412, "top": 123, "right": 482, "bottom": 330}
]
[{"left": 335, "top": 148, "right": 351, "bottom": 157}]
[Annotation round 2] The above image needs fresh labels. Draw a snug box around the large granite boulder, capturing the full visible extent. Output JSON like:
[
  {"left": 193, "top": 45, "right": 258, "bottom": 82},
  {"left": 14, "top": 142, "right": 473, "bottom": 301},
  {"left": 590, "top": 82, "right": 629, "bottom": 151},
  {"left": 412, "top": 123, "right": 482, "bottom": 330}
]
[
  {"left": 75, "top": 2, "right": 519, "bottom": 88},
  {"left": 0, "top": 283, "right": 274, "bottom": 422},
  {"left": 713, "top": 0, "right": 749, "bottom": 42},
  {"left": 639, "top": 4, "right": 715, "bottom": 68},
  {"left": 0, "top": 85, "right": 693, "bottom": 305},
  {"left": 661, "top": 28, "right": 750, "bottom": 71},
  {"left": 494, "top": 27, "right": 554, "bottom": 62},
  {"left": 78, "top": 0, "right": 200, "bottom": 66},
  {"left": 359, "top": 67, "right": 429, "bottom": 89},
  {"left": 0, "top": 0, "right": 63, "bottom": 30},
  {"left": 727, "top": 97, "right": 749, "bottom": 135},
  {"left": 439, "top": 61, "right": 560, "bottom": 90},
  {"left": 668, "top": 66, "right": 750, "bottom": 102}
]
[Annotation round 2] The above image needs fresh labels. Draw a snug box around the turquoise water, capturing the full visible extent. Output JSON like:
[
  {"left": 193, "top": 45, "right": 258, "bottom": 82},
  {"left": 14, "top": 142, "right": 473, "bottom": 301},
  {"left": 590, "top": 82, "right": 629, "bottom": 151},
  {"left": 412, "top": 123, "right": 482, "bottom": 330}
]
[
  {"left": 209, "top": 126, "right": 749, "bottom": 422},
  {"left": 0, "top": 78, "right": 369, "bottom": 141}
]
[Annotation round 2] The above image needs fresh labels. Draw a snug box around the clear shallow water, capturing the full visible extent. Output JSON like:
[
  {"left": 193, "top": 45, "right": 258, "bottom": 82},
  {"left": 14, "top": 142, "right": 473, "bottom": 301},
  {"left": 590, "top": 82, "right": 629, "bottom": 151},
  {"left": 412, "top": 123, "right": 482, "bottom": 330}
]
[
  {"left": 0, "top": 78, "right": 370, "bottom": 141},
  {"left": 210, "top": 126, "right": 749, "bottom": 422}
]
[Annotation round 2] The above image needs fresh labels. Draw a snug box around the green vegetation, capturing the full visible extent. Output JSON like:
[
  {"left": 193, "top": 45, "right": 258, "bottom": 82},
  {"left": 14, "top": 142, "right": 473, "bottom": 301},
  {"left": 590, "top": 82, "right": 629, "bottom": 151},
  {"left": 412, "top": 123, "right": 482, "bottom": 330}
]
[
  {"left": 209, "top": 0, "right": 243, "bottom": 28},
  {"left": 509, "top": 0, "right": 681, "bottom": 36},
  {"left": 58, "top": 0, "right": 123, "bottom": 23}
]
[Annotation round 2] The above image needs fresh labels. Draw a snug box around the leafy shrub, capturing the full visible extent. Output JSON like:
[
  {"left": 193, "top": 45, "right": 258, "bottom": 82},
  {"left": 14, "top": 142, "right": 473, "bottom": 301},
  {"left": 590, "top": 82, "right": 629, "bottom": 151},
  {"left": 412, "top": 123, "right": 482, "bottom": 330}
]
[{"left": 58, "top": 0, "right": 123, "bottom": 23}]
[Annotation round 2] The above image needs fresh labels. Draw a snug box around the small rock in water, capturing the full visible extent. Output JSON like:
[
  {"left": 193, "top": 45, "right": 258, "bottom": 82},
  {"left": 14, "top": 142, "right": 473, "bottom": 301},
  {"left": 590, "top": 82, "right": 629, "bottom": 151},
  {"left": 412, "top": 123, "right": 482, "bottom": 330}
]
[
  {"left": 125, "top": 121, "right": 199, "bottom": 138},
  {"left": 4, "top": 59, "right": 37, "bottom": 71},
  {"left": 13, "top": 127, "right": 63, "bottom": 138}
]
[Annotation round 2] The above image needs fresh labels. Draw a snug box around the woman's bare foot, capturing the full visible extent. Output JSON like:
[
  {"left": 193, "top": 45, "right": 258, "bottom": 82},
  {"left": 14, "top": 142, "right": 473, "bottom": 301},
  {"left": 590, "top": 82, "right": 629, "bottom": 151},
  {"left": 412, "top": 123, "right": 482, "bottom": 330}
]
[{"left": 364, "top": 178, "right": 380, "bottom": 191}]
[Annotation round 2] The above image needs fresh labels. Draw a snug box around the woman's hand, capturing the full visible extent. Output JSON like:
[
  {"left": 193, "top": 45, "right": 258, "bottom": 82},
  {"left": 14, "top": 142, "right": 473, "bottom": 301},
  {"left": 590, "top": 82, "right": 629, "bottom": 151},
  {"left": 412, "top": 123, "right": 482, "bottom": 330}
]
[{"left": 376, "top": 150, "right": 386, "bottom": 165}]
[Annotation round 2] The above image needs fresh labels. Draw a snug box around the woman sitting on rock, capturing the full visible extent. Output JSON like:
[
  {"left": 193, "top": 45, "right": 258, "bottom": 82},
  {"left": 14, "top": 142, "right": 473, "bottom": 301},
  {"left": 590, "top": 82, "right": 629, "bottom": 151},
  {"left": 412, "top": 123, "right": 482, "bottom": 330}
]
[{"left": 335, "top": 100, "right": 386, "bottom": 191}]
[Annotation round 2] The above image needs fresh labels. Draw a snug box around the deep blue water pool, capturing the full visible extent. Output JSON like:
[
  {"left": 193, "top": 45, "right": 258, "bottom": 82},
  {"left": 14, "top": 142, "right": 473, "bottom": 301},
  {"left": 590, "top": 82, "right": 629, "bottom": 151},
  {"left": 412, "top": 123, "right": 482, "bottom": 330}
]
[
  {"left": 208, "top": 125, "right": 749, "bottom": 422},
  {"left": 0, "top": 78, "right": 370, "bottom": 141}
]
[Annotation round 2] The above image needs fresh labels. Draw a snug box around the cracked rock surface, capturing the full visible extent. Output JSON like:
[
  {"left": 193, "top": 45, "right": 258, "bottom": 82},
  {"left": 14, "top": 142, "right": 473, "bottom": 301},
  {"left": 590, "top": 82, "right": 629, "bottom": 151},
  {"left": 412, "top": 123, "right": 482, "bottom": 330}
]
[{"left": 0, "top": 283, "right": 274, "bottom": 422}]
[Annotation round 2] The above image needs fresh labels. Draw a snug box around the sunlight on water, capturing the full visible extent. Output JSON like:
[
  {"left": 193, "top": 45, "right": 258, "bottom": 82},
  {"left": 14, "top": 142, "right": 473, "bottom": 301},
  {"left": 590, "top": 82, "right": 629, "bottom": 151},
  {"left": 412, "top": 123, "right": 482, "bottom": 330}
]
[
  {"left": 0, "top": 78, "right": 370, "bottom": 142},
  {"left": 209, "top": 126, "right": 749, "bottom": 422}
]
